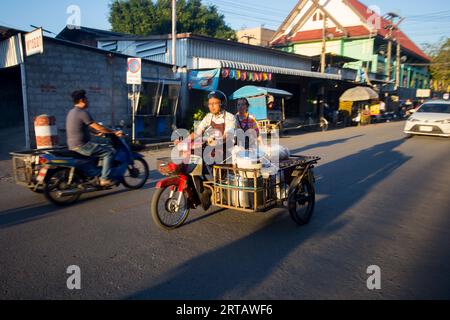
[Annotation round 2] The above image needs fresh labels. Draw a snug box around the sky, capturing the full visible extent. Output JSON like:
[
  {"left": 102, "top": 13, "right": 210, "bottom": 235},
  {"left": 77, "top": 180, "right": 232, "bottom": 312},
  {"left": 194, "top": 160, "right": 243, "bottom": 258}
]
[{"left": 0, "top": 0, "right": 449, "bottom": 50}]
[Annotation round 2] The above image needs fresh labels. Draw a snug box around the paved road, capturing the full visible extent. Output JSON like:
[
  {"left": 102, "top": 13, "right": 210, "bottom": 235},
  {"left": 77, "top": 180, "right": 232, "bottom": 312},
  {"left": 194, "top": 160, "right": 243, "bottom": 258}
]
[{"left": 0, "top": 121, "right": 449, "bottom": 300}]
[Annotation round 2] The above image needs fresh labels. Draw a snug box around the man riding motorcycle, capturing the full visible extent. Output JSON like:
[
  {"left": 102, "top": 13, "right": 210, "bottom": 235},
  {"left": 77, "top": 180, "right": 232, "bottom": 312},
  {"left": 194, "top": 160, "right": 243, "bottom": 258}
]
[
  {"left": 175, "top": 90, "right": 237, "bottom": 210},
  {"left": 66, "top": 90, "right": 123, "bottom": 187},
  {"left": 178, "top": 90, "right": 237, "bottom": 163}
]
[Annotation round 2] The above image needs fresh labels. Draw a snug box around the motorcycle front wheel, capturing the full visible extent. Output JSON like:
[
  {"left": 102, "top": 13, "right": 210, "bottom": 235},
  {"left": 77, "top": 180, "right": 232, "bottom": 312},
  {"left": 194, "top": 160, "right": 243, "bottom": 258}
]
[
  {"left": 122, "top": 158, "right": 150, "bottom": 189},
  {"left": 151, "top": 185, "right": 190, "bottom": 230},
  {"left": 44, "top": 169, "right": 82, "bottom": 206}
]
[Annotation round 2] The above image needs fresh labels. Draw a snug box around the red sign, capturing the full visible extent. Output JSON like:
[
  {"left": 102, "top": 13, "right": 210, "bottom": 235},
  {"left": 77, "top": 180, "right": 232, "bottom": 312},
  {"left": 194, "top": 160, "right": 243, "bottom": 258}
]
[
  {"left": 127, "top": 58, "right": 142, "bottom": 85},
  {"left": 25, "top": 28, "right": 44, "bottom": 56}
]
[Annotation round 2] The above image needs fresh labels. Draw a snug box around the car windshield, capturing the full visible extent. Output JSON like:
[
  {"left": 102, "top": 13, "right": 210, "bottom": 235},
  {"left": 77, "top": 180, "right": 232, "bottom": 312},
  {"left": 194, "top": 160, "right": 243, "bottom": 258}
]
[{"left": 417, "top": 103, "right": 450, "bottom": 114}]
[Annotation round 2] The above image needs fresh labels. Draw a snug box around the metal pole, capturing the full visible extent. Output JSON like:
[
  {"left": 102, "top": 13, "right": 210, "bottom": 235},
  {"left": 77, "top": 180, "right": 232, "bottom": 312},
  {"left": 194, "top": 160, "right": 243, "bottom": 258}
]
[
  {"left": 132, "top": 84, "right": 136, "bottom": 143},
  {"left": 18, "top": 34, "right": 30, "bottom": 149},
  {"left": 172, "top": 0, "right": 177, "bottom": 71},
  {"left": 321, "top": 12, "right": 327, "bottom": 74},
  {"left": 20, "top": 63, "right": 30, "bottom": 149}
]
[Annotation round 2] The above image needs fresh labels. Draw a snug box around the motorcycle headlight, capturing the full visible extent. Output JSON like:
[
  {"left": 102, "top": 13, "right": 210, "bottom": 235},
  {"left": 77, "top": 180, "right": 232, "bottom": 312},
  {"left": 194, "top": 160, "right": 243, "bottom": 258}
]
[{"left": 158, "top": 161, "right": 182, "bottom": 176}]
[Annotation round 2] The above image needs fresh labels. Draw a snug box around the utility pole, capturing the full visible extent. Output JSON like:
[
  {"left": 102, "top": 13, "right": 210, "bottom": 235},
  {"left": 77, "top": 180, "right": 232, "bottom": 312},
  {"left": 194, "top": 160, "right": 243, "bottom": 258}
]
[
  {"left": 386, "top": 35, "right": 392, "bottom": 82},
  {"left": 395, "top": 40, "right": 401, "bottom": 89},
  {"left": 383, "top": 13, "right": 404, "bottom": 85},
  {"left": 240, "top": 35, "right": 256, "bottom": 45},
  {"left": 172, "top": 0, "right": 177, "bottom": 72},
  {"left": 321, "top": 12, "right": 327, "bottom": 74}
]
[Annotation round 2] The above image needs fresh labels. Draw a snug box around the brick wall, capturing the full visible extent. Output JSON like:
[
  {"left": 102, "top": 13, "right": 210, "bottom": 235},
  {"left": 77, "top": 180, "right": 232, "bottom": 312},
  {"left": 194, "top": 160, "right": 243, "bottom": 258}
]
[{"left": 24, "top": 38, "right": 174, "bottom": 147}]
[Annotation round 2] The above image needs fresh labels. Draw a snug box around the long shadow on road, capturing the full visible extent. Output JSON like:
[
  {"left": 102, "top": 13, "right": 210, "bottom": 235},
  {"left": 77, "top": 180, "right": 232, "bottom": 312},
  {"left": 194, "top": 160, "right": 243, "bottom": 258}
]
[
  {"left": 0, "top": 169, "right": 161, "bottom": 229},
  {"left": 127, "top": 139, "right": 411, "bottom": 300},
  {"left": 289, "top": 134, "right": 365, "bottom": 155}
]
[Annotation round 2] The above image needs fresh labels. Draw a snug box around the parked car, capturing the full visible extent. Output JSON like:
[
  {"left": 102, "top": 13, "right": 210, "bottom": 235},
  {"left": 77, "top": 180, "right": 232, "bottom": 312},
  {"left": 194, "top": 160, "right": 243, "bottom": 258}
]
[{"left": 404, "top": 100, "right": 450, "bottom": 138}]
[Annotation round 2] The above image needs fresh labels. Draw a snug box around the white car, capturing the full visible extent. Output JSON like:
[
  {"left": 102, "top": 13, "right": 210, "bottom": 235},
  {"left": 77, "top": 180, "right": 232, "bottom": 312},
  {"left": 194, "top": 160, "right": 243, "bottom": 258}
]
[{"left": 404, "top": 100, "right": 450, "bottom": 138}]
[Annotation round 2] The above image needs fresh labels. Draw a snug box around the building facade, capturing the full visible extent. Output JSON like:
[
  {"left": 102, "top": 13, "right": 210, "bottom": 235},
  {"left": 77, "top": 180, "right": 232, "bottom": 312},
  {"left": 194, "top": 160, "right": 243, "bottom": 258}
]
[
  {"left": 0, "top": 26, "right": 177, "bottom": 147},
  {"left": 236, "top": 27, "right": 276, "bottom": 47},
  {"left": 95, "top": 33, "right": 345, "bottom": 125},
  {"left": 270, "top": 0, "right": 431, "bottom": 99}
]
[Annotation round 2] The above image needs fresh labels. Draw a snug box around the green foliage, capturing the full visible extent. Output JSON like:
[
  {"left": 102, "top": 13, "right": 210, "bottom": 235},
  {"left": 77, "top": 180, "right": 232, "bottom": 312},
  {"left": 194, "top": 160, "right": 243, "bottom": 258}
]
[
  {"left": 193, "top": 108, "right": 207, "bottom": 121},
  {"left": 109, "top": 0, "right": 236, "bottom": 40},
  {"left": 182, "top": 106, "right": 207, "bottom": 132},
  {"left": 423, "top": 38, "right": 450, "bottom": 92}
]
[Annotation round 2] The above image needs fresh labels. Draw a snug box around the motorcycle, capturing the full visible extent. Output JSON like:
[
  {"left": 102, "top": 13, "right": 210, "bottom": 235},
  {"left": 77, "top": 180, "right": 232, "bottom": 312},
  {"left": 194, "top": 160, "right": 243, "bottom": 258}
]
[
  {"left": 151, "top": 130, "right": 319, "bottom": 230},
  {"left": 37, "top": 133, "right": 150, "bottom": 206}
]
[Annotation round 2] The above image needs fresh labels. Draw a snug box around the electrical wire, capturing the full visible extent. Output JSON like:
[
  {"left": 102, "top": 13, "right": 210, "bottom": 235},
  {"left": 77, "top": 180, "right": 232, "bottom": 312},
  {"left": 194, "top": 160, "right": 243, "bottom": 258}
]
[{"left": 209, "top": 0, "right": 291, "bottom": 16}]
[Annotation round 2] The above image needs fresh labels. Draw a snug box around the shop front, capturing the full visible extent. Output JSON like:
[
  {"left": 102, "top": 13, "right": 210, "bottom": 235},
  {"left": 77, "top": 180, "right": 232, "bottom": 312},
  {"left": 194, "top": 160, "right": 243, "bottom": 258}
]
[{"left": 185, "top": 59, "right": 344, "bottom": 131}]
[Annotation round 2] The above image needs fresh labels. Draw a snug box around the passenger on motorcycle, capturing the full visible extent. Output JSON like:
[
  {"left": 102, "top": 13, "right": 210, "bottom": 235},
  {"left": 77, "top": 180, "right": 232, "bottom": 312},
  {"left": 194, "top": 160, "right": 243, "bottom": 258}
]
[
  {"left": 66, "top": 90, "right": 123, "bottom": 187},
  {"left": 235, "top": 98, "right": 262, "bottom": 149}
]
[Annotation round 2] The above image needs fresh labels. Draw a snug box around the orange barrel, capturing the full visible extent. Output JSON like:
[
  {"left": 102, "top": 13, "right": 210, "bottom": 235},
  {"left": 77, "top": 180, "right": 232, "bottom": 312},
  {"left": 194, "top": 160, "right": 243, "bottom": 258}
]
[{"left": 34, "top": 115, "right": 59, "bottom": 149}]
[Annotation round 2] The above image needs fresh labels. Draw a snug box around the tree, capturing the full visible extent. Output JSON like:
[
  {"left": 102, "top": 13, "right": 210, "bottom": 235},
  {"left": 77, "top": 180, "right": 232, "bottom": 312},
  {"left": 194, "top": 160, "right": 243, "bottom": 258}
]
[
  {"left": 423, "top": 37, "right": 450, "bottom": 92},
  {"left": 109, "top": 0, "right": 236, "bottom": 40}
]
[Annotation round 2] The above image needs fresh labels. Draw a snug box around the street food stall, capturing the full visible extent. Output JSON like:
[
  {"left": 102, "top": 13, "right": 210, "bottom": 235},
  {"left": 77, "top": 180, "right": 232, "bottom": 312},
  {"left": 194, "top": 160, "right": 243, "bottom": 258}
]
[
  {"left": 339, "top": 86, "right": 380, "bottom": 125},
  {"left": 230, "top": 86, "right": 293, "bottom": 134}
]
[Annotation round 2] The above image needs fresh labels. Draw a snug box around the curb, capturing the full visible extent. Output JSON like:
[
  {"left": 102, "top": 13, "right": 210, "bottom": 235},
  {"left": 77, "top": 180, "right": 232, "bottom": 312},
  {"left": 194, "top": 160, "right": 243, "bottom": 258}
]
[{"left": 141, "top": 141, "right": 172, "bottom": 152}]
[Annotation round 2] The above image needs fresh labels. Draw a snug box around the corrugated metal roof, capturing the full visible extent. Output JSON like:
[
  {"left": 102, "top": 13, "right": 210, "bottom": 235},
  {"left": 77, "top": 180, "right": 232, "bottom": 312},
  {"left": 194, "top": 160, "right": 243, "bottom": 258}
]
[
  {"left": 98, "top": 36, "right": 312, "bottom": 72},
  {"left": 193, "top": 57, "right": 341, "bottom": 80},
  {"left": 0, "top": 34, "right": 23, "bottom": 69},
  {"left": 97, "top": 32, "right": 314, "bottom": 61},
  {"left": 221, "top": 60, "right": 340, "bottom": 80}
]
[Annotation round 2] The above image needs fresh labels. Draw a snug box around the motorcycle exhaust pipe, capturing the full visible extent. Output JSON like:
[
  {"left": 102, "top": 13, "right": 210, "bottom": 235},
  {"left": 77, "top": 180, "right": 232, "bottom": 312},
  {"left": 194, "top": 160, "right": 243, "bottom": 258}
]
[{"left": 57, "top": 187, "right": 98, "bottom": 197}]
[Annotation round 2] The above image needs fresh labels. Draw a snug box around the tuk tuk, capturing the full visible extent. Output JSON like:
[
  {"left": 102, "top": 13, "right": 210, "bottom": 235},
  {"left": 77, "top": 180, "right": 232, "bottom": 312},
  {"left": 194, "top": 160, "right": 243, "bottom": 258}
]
[{"left": 230, "top": 86, "right": 293, "bottom": 134}]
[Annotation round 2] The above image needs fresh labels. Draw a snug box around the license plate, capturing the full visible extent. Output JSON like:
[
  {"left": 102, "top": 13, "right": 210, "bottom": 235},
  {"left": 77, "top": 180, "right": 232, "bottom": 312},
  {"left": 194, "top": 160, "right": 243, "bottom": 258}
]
[
  {"left": 420, "top": 126, "right": 433, "bottom": 132},
  {"left": 36, "top": 167, "right": 48, "bottom": 183}
]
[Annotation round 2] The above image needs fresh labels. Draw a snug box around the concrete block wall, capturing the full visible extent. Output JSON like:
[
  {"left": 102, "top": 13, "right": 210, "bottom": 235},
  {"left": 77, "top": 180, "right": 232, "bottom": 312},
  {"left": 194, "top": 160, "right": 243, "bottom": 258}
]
[{"left": 24, "top": 38, "right": 175, "bottom": 147}]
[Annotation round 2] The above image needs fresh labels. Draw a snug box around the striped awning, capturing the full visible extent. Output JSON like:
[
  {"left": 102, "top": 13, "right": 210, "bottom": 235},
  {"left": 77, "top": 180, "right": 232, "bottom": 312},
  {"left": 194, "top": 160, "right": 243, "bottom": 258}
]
[{"left": 192, "top": 58, "right": 341, "bottom": 80}]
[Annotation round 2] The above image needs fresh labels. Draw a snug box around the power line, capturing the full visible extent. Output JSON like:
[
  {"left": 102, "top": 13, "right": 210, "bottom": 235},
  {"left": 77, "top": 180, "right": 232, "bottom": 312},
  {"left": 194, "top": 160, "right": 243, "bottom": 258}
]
[
  {"left": 214, "top": 8, "right": 285, "bottom": 25},
  {"left": 404, "top": 9, "right": 450, "bottom": 19},
  {"left": 209, "top": 0, "right": 290, "bottom": 16},
  {"left": 208, "top": 5, "right": 285, "bottom": 23},
  {"left": 205, "top": 0, "right": 287, "bottom": 24}
]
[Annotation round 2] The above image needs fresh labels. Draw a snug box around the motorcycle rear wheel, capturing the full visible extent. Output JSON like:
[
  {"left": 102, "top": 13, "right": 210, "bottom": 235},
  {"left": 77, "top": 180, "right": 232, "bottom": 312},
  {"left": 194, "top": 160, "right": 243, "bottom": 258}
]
[{"left": 44, "top": 169, "right": 82, "bottom": 206}]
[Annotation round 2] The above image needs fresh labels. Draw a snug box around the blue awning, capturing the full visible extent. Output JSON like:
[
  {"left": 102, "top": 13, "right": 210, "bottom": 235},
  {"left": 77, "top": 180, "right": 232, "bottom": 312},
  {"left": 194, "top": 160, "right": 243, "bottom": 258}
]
[{"left": 230, "top": 86, "right": 293, "bottom": 100}]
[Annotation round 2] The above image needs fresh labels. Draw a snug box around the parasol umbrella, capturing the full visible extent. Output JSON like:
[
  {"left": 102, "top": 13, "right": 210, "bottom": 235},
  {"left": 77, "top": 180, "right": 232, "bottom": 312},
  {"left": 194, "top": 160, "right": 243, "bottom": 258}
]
[{"left": 340, "top": 86, "right": 379, "bottom": 102}]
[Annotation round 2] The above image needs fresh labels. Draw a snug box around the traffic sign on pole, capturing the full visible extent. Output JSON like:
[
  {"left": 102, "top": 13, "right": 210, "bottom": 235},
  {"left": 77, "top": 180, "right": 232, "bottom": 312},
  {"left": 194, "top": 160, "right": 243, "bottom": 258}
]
[{"left": 127, "top": 58, "right": 142, "bottom": 85}]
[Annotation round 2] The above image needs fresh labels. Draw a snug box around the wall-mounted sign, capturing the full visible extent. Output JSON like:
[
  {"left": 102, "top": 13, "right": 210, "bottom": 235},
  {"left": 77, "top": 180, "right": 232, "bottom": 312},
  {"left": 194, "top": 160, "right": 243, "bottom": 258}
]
[
  {"left": 416, "top": 89, "right": 431, "bottom": 98},
  {"left": 188, "top": 69, "right": 220, "bottom": 91},
  {"left": 25, "top": 28, "right": 44, "bottom": 56},
  {"left": 127, "top": 58, "right": 142, "bottom": 85}
]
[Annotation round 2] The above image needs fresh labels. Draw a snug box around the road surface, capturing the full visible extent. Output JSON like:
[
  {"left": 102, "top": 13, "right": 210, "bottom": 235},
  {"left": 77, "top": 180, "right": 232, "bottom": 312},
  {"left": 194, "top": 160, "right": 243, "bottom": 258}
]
[{"left": 0, "top": 121, "right": 449, "bottom": 299}]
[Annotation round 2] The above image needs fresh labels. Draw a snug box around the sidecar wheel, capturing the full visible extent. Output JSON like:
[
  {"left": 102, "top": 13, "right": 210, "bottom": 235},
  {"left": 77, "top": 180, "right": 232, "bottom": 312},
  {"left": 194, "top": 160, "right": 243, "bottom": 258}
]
[{"left": 288, "top": 178, "right": 316, "bottom": 225}]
